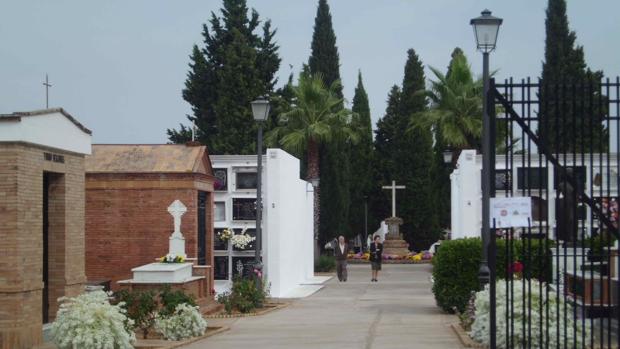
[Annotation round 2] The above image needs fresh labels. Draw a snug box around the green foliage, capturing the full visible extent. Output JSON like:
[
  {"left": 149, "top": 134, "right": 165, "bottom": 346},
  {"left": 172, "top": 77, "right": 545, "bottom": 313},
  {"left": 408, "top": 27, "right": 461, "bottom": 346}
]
[
  {"left": 410, "top": 50, "right": 482, "bottom": 154},
  {"left": 217, "top": 277, "right": 268, "bottom": 314},
  {"left": 432, "top": 238, "right": 554, "bottom": 313},
  {"left": 266, "top": 73, "right": 358, "bottom": 247},
  {"left": 307, "top": 0, "right": 352, "bottom": 245},
  {"left": 159, "top": 286, "right": 197, "bottom": 317},
  {"left": 308, "top": 0, "right": 342, "bottom": 98},
  {"left": 585, "top": 232, "right": 617, "bottom": 259},
  {"left": 314, "top": 255, "right": 336, "bottom": 272},
  {"left": 432, "top": 238, "right": 482, "bottom": 313},
  {"left": 348, "top": 71, "right": 375, "bottom": 238},
  {"left": 397, "top": 49, "right": 438, "bottom": 251},
  {"left": 167, "top": 0, "right": 281, "bottom": 154},
  {"left": 539, "top": 0, "right": 607, "bottom": 152},
  {"left": 114, "top": 289, "right": 158, "bottom": 339}
]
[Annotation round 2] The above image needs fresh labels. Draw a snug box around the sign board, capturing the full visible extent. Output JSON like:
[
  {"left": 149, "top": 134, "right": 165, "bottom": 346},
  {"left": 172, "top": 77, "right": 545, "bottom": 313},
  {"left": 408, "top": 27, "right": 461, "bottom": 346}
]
[{"left": 490, "top": 197, "right": 532, "bottom": 228}]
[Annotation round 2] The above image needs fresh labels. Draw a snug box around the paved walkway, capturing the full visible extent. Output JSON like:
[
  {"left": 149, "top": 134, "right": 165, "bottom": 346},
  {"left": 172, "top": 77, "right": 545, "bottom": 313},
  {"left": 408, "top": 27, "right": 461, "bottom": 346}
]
[{"left": 185, "top": 264, "right": 463, "bottom": 349}]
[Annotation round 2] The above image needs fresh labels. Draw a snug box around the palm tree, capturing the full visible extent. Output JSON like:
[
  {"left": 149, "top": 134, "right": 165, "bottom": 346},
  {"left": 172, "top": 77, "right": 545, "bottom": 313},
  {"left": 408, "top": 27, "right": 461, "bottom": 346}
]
[
  {"left": 267, "top": 73, "right": 358, "bottom": 256},
  {"left": 409, "top": 53, "right": 483, "bottom": 166}
]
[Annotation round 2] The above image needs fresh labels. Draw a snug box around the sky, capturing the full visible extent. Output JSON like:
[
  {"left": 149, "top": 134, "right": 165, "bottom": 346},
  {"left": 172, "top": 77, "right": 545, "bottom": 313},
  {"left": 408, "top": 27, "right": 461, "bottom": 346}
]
[{"left": 1, "top": 0, "right": 619, "bottom": 144}]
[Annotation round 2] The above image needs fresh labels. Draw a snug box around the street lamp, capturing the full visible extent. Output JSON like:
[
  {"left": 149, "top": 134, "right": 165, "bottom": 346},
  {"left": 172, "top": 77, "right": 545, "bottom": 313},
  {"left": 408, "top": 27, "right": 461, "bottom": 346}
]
[
  {"left": 251, "top": 96, "right": 270, "bottom": 286},
  {"left": 471, "top": 9, "right": 502, "bottom": 288}
]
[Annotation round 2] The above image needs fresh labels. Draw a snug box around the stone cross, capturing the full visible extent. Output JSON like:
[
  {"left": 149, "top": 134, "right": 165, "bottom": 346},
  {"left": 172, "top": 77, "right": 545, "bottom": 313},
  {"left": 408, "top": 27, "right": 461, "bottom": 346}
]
[
  {"left": 168, "top": 200, "right": 187, "bottom": 237},
  {"left": 382, "top": 180, "right": 406, "bottom": 217},
  {"left": 167, "top": 200, "right": 187, "bottom": 257}
]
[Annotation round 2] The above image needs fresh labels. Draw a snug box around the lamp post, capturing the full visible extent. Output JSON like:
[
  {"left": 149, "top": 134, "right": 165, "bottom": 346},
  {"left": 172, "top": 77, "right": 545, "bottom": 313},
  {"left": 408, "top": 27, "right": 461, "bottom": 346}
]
[
  {"left": 470, "top": 9, "right": 502, "bottom": 288},
  {"left": 251, "top": 96, "right": 270, "bottom": 287}
]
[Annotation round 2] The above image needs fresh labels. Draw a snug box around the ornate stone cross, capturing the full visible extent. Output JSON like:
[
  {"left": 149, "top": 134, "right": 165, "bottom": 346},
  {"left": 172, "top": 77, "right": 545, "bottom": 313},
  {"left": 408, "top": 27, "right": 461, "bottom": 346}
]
[
  {"left": 167, "top": 200, "right": 187, "bottom": 257},
  {"left": 382, "top": 180, "right": 406, "bottom": 218}
]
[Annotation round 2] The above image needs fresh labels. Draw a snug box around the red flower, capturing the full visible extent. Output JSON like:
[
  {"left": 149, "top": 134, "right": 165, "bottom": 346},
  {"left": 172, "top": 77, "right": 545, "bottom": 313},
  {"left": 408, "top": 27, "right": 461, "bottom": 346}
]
[{"left": 509, "top": 261, "right": 524, "bottom": 274}]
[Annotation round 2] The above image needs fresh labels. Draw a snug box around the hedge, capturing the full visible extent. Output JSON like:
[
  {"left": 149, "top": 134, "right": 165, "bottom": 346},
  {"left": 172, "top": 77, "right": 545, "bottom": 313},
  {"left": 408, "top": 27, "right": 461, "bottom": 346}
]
[{"left": 432, "top": 237, "right": 553, "bottom": 313}]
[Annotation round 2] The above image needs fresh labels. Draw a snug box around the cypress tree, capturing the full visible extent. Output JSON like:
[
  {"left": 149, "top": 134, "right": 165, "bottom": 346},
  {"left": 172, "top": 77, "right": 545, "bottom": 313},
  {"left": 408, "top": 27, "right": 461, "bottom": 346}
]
[
  {"left": 308, "top": 0, "right": 351, "bottom": 245},
  {"left": 539, "top": 0, "right": 606, "bottom": 153},
  {"left": 348, "top": 71, "right": 374, "bottom": 239},
  {"left": 398, "top": 49, "right": 439, "bottom": 251},
  {"left": 370, "top": 85, "right": 402, "bottom": 230},
  {"left": 167, "top": 0, "right": 281, "bottom": 154},
  {"left": 309, "top": 0, "right": 342, "bottom": 98}
]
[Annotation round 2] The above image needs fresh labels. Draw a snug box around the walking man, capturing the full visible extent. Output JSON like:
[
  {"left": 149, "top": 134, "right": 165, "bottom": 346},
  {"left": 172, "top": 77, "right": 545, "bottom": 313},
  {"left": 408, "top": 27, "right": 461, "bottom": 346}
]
[{"left": 334, "top": 235, "right": 348, "bottom": 282}]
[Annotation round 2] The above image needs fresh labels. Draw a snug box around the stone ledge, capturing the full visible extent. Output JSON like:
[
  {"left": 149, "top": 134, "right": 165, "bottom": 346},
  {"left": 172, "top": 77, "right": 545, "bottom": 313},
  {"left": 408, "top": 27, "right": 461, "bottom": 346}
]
[
  {"left": 134, "top": 326, "right": 230, "bottom": 349},
  {"left": 450, "top": 323, "right": 488, "bottom": 349},
  {"left": 204, "top": 302, "right": 288, "bottom": 319}
]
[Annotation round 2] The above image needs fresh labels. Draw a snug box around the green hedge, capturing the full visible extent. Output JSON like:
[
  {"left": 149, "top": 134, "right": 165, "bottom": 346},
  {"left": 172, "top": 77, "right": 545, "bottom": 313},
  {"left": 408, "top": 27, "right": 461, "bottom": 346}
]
[
  {"left": 315, "top": 255, "right": 336, "bottom": 272},
  {"left": 432, "top": 238, "right": 553, "bottom": 313}
]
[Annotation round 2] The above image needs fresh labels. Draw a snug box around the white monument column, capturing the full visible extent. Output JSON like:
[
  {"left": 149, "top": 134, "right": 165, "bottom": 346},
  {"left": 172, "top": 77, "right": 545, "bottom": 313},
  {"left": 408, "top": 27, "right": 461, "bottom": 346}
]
[{"left": 167, "top": 200, "right": 187, "bottom": 258}]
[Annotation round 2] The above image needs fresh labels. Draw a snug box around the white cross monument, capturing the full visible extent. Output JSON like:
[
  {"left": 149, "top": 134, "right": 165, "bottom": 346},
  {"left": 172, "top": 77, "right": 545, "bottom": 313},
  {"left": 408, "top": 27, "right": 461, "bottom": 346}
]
[
  {"left": 167, "top": 199, "right": 187, "bottom": 258},
  {"left": 382, "top": 180, "right": 406, "bottom": 218}
]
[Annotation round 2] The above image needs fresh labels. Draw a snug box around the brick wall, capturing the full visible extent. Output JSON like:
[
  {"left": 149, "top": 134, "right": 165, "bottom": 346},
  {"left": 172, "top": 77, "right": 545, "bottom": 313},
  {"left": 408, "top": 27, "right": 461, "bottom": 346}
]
[
  {"left": 85, "top": 174, "right": 214, "bottom": 289},
  {"left": 0, "top": 142, "right": 86, "bottom": 349}
]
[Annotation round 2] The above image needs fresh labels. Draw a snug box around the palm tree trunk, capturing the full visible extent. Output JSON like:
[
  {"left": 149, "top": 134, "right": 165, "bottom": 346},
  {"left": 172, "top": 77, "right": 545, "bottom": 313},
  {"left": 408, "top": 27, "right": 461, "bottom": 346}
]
[{"left": 307, "top": 139, "right": 320, "bottom": 261}]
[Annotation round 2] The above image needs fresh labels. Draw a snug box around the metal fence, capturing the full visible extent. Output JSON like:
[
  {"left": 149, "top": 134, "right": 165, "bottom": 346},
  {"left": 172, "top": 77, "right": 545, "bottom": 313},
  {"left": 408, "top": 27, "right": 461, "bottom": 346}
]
[{"left": 488, "top": 77, "right": 620, "bottom": 348}]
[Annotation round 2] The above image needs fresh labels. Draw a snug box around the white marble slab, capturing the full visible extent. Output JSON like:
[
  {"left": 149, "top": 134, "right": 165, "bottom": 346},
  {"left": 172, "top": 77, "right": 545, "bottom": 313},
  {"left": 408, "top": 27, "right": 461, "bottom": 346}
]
[{"left": 131, "top": 262, "right": 193, "bottom": 283}]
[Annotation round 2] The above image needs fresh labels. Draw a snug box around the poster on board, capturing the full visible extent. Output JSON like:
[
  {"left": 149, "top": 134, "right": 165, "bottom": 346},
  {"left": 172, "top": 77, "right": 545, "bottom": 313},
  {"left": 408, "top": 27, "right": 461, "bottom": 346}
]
[{"left": 490, "top": 197, "right": 532, "bottom": 228}]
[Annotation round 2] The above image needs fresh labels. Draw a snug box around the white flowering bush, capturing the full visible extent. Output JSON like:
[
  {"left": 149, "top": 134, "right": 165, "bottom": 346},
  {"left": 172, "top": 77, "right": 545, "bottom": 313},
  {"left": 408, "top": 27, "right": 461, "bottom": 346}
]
[
  {"left": 230, "top": 229, "right": 256, "bottom": 250},
  {"left": 51, "top": 290, "right": 136, "bottom": 349},
  {"left": 470, "top": 279, "right": 589, "bottom": 348},
  {"left": 154, "top": 303, "right": 207, "bottom": 341}
]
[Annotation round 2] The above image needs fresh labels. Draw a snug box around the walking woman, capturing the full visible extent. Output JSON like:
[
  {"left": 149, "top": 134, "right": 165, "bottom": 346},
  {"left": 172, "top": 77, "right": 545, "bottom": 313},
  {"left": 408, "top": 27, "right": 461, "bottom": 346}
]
[{"left": 369, "top": 235, "right": 383, "bottom": 282}]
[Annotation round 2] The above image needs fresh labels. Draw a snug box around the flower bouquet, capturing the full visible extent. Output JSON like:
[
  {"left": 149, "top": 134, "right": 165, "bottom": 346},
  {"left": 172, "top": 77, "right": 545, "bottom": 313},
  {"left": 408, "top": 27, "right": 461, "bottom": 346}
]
[
  {"left": 218, "top": 228, "right": 234, "bottom": 242},
  {"left": 230, "top": 229, "right": 256, "bottom": 250},
  {"left": 159, "top": 253, "right": 185, "bottom": 263}
]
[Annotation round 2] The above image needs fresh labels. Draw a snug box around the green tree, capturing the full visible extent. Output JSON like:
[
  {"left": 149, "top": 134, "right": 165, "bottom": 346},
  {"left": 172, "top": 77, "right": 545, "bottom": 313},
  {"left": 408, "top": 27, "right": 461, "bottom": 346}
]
[
  {"left": 267, "top": 74, "right": 358, "bottom": 248},
  {"left": 167, "top": 0, "right": 281, "bottom": 154},
  {"left": 369, "top": 85, "right": 402, "bottom": 229},
  {"left": 399, "top": 49, "right": 439, "bottom": 251},
  {"left": 539, "top": 0, "right": 606, "bottom": 153},
  {"left": 307, "top": 0, "right": 351, "bottom": 246},
  {"left": 308, "top": 0, "right": 342, "bottom": 98},
  {"left": 348, "top": 71, "right": 374, "bottom": 239},
  {"left": 410, "top": 50, "right": 483, "bottom": 166}
]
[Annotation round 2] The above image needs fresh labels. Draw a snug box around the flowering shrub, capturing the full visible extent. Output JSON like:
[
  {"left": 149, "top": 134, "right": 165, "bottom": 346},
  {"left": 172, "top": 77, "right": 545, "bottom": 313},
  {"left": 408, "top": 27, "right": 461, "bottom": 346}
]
[
  {"left": 217, "top": 276, "right": 269, "bottom": 314},
  {"left": 470, "top": 279, "right": 589, "bottom": 348},
  {"left": 159, "top": 253, "right": 185, "bottom": 263},
  {"left": 154, "top": 303, "right": 207, "bottom": 341},
  {"left": 218, "top": 228, "right": 234, "bottom": 242},
  {"left": 230, "top": 229, "right": 256, "bottom": 250},
  {"left": 51, "top": 290, "right": 136, "bottom": 349}
]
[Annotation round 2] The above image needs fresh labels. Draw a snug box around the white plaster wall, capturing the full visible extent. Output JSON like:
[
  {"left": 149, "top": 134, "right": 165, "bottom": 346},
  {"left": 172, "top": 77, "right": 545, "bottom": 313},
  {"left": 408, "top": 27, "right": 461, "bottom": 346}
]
[
  {"left": 0, "top": 111, "right": 91, "bottom": 154},
  {"left": 264, "top": 149, "right": 314, "bottom": 298},
  {"left": 451, "top": 150, "right": 482, "bottom": 239},
  {"left": 210, "top": 149, "right": 314, "bottom": 298}
]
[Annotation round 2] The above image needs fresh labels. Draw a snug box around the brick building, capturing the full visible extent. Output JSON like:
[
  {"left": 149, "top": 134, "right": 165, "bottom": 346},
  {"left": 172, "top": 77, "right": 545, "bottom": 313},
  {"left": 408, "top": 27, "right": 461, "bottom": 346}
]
[
  {"left": 84, "top": 144, "right": 215, "bottom": 290},
  {"left": 0, "top": 109, "right": 91, "bottom": 349}
]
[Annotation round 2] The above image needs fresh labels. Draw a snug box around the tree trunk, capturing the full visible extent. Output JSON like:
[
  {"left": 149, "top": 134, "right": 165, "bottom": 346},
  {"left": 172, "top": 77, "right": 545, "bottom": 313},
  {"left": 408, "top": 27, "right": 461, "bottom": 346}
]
[{"left": 307, "top": 139, "right": 320, "bottom": 261}]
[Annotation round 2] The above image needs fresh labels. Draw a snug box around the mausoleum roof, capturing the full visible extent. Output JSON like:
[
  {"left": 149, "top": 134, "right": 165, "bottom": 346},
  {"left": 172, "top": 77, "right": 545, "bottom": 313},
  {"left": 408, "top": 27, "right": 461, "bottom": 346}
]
[{"left": 86, "top": 144, "right": 212, "bottom": 175}]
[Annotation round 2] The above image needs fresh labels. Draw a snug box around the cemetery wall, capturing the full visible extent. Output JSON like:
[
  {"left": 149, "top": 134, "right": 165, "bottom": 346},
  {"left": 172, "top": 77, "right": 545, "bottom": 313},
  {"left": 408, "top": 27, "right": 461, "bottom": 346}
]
[{"left": 85, "top": 175, "right": 209, "bottom": 289}]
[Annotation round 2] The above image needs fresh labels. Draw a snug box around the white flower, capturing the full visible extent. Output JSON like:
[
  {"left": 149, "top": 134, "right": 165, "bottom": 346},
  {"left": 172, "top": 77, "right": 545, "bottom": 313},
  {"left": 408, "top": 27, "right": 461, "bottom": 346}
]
[
  {"left": 51, "top": 290, "right": 135, "bottom": 349},
  {"left": 470, "top": 279, "right": 589, "bottom": 348},
  {"left": 230, "top": 232, "right": 256, "bottom": 250},
  {"left": 154, "top": 303, "right": 207, "bottom": 341}
]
